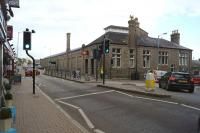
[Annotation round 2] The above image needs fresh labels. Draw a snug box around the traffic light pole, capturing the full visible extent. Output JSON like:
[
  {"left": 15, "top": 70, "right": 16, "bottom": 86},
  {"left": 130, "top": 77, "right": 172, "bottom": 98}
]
[
  {"left": 103, "top": 37, "right": 105, "bottom": 85},
  {"left": 26, "top": 50, "right": 35, "bottom": 94}
]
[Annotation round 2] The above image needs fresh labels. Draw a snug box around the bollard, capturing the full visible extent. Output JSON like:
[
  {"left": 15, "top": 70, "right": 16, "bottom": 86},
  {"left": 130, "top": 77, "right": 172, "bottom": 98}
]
[{"left": 145, "top": 71, "right": 155, "bottom": 91}]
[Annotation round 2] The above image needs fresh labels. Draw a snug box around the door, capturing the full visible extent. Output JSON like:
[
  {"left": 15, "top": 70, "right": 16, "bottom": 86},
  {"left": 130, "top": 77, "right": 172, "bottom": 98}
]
[
  {"left": 85, "top": 59, "right": 88, "bottom": 74},
  {"left": 91, "top": 59, "right": 94, "bottom": 75}
]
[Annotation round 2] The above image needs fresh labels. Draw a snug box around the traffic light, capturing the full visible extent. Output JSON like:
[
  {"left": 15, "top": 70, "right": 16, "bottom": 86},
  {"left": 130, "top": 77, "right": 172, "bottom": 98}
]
[
  {"left": 98, "top": 44, "right": 103, "bottom": 56},
  {"left": 93, "top": 49, "right": 98, "bottom": 59},
  {"left": 23, "top": 31, "right": 31, "bottom": 50},
  {"left": 105, "top": 39, "right": 110, "bottom": 53}
]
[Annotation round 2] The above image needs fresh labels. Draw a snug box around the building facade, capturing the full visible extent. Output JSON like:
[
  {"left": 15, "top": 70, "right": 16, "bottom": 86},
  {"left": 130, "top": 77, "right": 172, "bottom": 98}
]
[
  {"left": 41, "top": 16, "right": 192, "bottom": 80},
  {"left": 0, "top": 0, "right": 19, "bottom": 107}
]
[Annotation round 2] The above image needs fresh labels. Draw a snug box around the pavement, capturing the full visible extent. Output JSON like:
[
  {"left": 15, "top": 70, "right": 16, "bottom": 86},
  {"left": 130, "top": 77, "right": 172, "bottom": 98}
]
[{"left": 12, "top": 78, "right": 89, "bottom": 133}]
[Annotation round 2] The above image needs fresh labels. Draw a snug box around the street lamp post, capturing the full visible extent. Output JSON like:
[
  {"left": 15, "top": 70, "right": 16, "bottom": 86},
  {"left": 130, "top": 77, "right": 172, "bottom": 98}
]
[
  {"left": 49, "top": 48, "right": 51, "bottom": 75},
  {"left": 157, "top": 33, "right": 167, "bottom": 70},
  {"left": 43, "top": 46, "right": 51, "bottom": 75},
  {"left": 16, "top": 32, "right": 22, "bottom": 69},
  {"left": 17, "top": 32, "right": 21, "bottom": 62},
  {"left": 82, "top": 44, "right": 85, "bottom": 80}
]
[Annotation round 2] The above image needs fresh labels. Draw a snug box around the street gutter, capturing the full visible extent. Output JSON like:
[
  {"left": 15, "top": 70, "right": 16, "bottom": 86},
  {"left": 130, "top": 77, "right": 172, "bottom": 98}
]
[{"left": 97, "top": 84, "right": 171, "bottom": 98}]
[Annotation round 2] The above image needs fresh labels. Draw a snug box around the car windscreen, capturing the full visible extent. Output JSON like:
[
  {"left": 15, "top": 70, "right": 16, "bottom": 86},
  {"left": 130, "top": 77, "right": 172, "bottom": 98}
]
[
  {"left": 173, "top": 73, "right": 190, "bottom": 79},
  {"left": 193, "top": 75, "right": 200, "bottom": 78}
]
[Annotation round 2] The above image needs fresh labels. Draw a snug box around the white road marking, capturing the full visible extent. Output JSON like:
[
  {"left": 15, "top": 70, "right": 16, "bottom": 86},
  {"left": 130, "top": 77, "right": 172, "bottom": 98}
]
[
  {"left": 58, "top": 100, "right": 96, "bottom": 129},
  {"left": 35, "top": 85, "right": 90, "bottom": 133},
  {"left": 115, "top": 91, "right": 178, "bottom": 105},
  {"left": 57, "top": 100, "right": 80, "bottom": 109},
  {"left": 94, "top": 129, "right": 106, "bottom": 133},
  {"left": 55, "top": 90, "right": 114, "bottom": 101},
  {"left": 114, "top": 90, "right": 200, "bottom": 111},
  {"left": 115, "top": 91, "right": 134, "bottom": 97},
  {"left": 181, "top": 104, "right": 200, "bottom": 111},
  {"left": 38, "top": 83, "right": 42, "bottom": 87},
  {"left": 133, "top": 96, "right": 179, "bottom": 105},
  {"left": 78, "top": 108, "right": 95, "bottom": 129}
]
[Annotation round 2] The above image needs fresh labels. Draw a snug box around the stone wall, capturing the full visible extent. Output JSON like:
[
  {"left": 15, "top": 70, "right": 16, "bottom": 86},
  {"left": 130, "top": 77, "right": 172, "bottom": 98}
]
[{"left": 41, "top": 43, "right": 192, "bottom": 80}]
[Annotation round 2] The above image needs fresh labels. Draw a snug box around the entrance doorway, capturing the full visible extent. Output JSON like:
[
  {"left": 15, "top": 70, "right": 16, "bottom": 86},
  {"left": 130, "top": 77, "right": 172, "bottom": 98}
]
[
  {"left": 85, "top": 59, "right": 88, "bottom": 74},
  {"left": 91, "top": 59, "right": 94, "bottom": 75}
]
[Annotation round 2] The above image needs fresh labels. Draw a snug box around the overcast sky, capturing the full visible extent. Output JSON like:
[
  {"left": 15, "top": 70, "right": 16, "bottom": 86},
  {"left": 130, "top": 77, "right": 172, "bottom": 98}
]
[{"left": 9, "top": 0, "right": 200, "bottom": 60}]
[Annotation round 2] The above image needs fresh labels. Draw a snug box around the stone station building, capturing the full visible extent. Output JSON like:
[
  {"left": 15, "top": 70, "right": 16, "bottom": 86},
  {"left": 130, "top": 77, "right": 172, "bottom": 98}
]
[{"left": 40, "top": 16, "right": 192, "bottom": 80}]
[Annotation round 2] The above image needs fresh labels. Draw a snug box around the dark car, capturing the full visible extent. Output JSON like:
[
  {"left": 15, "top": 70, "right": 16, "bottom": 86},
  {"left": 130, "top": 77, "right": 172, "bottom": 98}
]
[
  {"left": 198, "top": 115, "right": 200, "bottom": 133},
  {"left": 159, "top": 72, "right": 194, "bottom": 93}
]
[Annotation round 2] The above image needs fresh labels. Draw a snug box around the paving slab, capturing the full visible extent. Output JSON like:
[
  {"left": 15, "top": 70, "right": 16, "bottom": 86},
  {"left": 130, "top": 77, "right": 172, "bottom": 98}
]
[{"left": 12, "top": 78, "right": 89, "bottom": 133}]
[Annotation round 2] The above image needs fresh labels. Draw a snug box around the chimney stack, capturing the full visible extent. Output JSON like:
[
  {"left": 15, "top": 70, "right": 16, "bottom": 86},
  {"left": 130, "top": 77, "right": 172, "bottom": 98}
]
[
  {"left": 66, "top": 33, "right": 71, "bottom": 53},
  {"left": 128, "top": 15, "right": 139, "bottom": 48},
  {"left": 171, "top": 30, "right": 180, "bottom": 45}
]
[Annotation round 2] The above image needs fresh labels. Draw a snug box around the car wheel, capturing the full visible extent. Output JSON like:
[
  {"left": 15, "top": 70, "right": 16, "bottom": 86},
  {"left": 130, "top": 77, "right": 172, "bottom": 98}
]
[
  {"left": 198, "top": 115, "right": 200, "bottom": 133},
  {"left": 159, "top": 82, "right": 162, "bottom": 88},
  {"left": 188, "top": 88, "right": 194, "bottom": 93},
  {"left": 166, "top": 84, "right": 171, "bottom": 91}
]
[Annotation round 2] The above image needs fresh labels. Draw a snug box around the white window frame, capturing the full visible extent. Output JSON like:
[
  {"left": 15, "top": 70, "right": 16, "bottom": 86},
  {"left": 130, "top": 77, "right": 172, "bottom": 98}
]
[
  {"left": 129, "top": 49, "right": 135, "bottom": 68},
  {"left": 159, "top": 51, "right": 168, "bottom": 65},
  {"left": 143, "top": 50, "right": 150, "bottom": 68},
  {"left": 112, "top": 48, "right": 121, "bottom": 68},
  {"left": 170, "top": 64, "right": 175, "bottom": 72},
  {"left": 179, "top": 53, "right": 188, "bottom": 66}
]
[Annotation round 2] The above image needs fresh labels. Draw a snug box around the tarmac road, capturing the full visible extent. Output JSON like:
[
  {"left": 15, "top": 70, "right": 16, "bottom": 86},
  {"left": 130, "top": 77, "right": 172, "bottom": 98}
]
[{"left": 36, "top": 75, "right": 200, "bottom": 133}]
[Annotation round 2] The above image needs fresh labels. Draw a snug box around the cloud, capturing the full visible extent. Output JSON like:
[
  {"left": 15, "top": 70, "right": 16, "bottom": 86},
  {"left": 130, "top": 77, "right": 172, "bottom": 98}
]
[
  {"left": 9, "top": 0, "right": 200, "bottom": 59},
  {"left": 163, "top": 0, "right": 200, "bottom": 16}
]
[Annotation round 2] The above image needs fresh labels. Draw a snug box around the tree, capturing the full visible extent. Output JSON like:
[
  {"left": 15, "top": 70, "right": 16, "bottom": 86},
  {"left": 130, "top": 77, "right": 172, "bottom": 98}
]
[
  {"left": 27, "top": 60, "right": 32, "bottom": 65},
  {"left": 17, "top": 58, "right": 22, "bottom": 66}
]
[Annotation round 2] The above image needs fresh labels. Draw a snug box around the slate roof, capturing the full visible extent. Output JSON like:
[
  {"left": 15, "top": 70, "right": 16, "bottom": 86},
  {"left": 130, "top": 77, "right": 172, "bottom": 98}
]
[
  {"left": 138, "top": 37, "right": 192, "bottom": 50},
  {"left": 192, "top": 60, "right": 200, "bottom": 67},
  {"left": 44, "top": 52, "right": 65, "bottom": 59},
  {"left": 88, "top": 31, "right": 191, "bottom": 50},
  {"left": 88, "top": 32, "right": 128, "bottom": 46},
  {"left": 44, "top": 31, "right": 191, "bottom": 59},
  {"left": 104, "top": 25, "right": 129, "bottom": 30}
]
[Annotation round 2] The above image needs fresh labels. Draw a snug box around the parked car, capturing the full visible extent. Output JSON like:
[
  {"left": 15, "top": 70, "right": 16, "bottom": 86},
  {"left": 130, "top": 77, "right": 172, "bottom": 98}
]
[
  {"left": 25, "top": 68, "right": 40, "bottom": 77},
  {"left": 153, "top": 70, "right": 167, "bottom": 83},
  {"left": 192, "top": 75, "right": 200, "bottom": 85},
  {"left": 198, "top": 115, "right": 200, "bottom": 133},
  {"left": 159, "top": 72, "right": 194, "bottom": 93},
  {"left": 144, "top": 70, "right": 167, "bottom": 82}
]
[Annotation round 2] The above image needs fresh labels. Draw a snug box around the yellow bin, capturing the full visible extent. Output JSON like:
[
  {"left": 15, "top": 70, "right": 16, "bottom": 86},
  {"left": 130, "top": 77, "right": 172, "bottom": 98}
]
[{"left": 145, "top": 72, "right": 155, "bottom": 91}]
